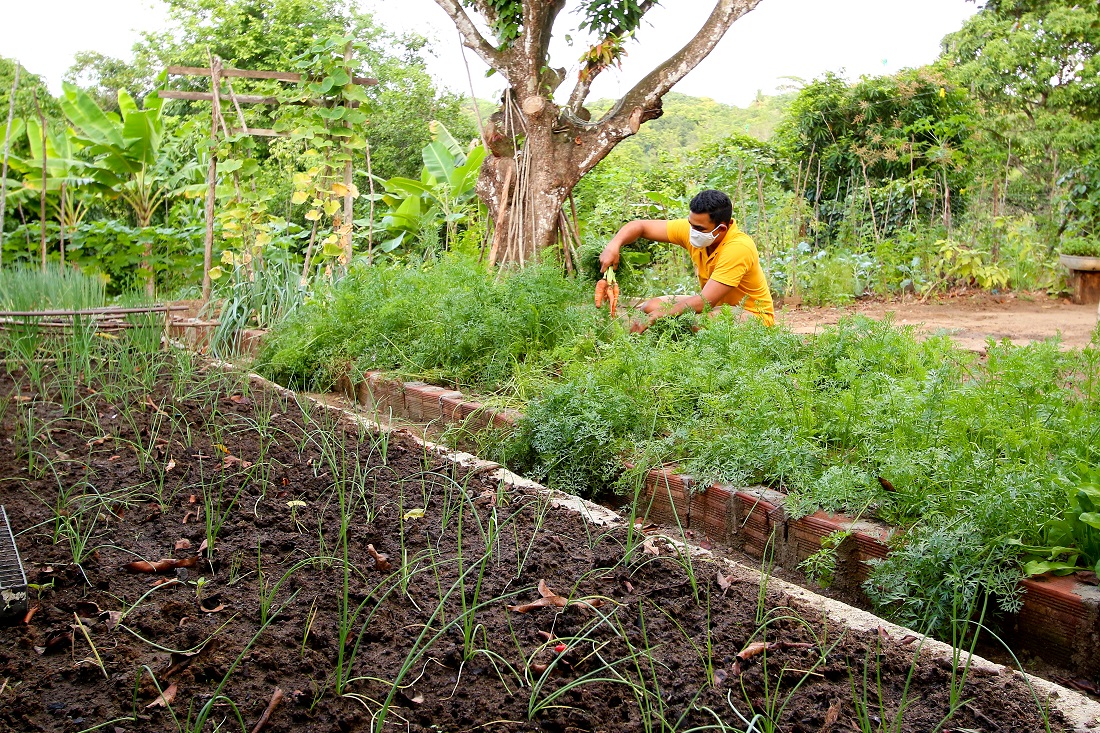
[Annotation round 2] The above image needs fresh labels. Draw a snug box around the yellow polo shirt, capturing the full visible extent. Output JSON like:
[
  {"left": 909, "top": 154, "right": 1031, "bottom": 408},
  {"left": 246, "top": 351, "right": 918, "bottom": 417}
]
[{"left": 667, "top": 219, "right": 775, "bottom": 326}]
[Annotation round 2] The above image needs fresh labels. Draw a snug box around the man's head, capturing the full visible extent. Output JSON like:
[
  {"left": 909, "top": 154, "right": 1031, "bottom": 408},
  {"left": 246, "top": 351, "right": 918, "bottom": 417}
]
[{"left": 688, "top": 189, "right": 732, "bottom": 247}]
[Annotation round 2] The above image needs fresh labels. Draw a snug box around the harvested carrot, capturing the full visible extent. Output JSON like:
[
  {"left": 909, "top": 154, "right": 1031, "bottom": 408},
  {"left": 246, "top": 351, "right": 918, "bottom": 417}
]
[
  {"left": 594, "top": 279, "right": 608, "bottom": 307},
  {"left": 604, "top": 267, "right": 619, "bottom": 316}
]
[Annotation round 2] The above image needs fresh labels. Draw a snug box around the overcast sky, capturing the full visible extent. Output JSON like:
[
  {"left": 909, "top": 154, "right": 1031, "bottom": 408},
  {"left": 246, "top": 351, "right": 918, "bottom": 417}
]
[{"left": 2, "top": 0, "right": 978, "bottom": 108}]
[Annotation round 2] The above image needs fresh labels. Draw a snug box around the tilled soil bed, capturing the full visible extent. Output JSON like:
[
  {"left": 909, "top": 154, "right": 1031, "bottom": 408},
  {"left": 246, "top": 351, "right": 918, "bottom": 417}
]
[{"left": 0, "top": 342, "right": 1070, "bottom": 732}]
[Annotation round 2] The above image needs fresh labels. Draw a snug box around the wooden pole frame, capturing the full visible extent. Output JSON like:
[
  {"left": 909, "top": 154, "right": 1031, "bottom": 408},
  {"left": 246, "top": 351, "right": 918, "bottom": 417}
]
[{"left": 162, "top": 61, "right": 377, "bottom": 303}]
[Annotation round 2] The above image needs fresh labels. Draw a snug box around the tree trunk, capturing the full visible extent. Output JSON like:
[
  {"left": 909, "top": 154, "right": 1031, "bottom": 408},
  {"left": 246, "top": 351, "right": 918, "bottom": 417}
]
[{"left": 481, "top": 99, "right": 659, "bottom": 265}]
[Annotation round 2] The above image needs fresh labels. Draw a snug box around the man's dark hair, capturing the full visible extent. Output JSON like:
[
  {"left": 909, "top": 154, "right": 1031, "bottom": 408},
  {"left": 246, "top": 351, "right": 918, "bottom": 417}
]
[{"left": 689, "top": 189, "right": 733, "bottom": 224}]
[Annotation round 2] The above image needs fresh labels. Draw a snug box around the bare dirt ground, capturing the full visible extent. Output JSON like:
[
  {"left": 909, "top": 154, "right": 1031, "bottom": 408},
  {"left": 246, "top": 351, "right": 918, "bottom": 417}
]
[{"left": 780, "top": 290, "right": 1100, "bottom": 351}]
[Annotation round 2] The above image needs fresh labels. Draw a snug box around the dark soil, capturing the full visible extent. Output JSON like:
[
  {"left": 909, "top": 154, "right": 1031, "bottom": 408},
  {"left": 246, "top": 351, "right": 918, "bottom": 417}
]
[{"left": 0, "top": 346, "right": 1066, "bottom": 732}]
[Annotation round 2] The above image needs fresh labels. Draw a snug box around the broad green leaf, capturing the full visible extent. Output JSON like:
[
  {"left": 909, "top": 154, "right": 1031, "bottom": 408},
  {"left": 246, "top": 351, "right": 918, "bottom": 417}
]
[
  {"left": 122, "top": 110, "right": 162, "bottom": 167},
  {"left": 422, "top": 141, "right": 455, "bottom": 185},
  {"left": 0, "top": 118, "right": 24, "bottom": 149},
  {"left": 1078, "top": 511, "right": 1100, "bottom": 530},
  {"left": 61, "top": 82, "right": 126, "bottom": 149},
  {"left": 219, "top": 159, "right": 244, "bottom": 174},
  {"left": 208, "top": 266, "right": 224, "bottom": 280},
  {"left": 429, "top": 120, "right": 466, "bottom": 163},
  {"left": 384, "top": 177, "right": 434, "bottom": 198},
  {"left": 291, "top": 190, "right": 310, "bottom": 205},
  {"left": 380, "top": 231, "right": 405, "bottom": 252},
  {"left": 322, "top": 241, "right": 344, "bottom": 258},
  {"left": 323, "top": 199, "right": 341, "bottom": 217},
  {"left": 1023, "top": 559, "right": 1080, "bottom": 576},
  {"left": 117, "top": 90, "right": 139, "bottom": 119},
  {"left": 449, "top": 144, "right": 485, "bottom": 192}
]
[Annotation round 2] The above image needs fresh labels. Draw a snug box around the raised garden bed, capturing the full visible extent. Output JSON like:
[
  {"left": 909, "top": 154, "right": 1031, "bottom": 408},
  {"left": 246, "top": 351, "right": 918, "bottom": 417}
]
[
  {"left": 340, "top": 369, "right": 1100, "bottom": 681},
  {"left": 2, "top": 337, "right": 1098, "bottom": 731}
]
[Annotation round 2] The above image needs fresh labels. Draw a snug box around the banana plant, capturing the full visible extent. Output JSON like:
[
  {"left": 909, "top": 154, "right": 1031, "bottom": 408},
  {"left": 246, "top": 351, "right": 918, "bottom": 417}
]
[
  {"left": 13, "top": 118, "right": 104, "bottom": 231},
  {"left": 371, "top": 121, "right": 485, "bottom": 253},
  {"left": 60, "top": 79, "right": 196, "bottom": 294}
]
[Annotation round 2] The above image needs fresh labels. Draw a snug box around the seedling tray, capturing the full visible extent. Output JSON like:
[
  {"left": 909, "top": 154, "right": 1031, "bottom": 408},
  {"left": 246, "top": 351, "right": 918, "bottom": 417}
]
[{"left": 0, "top": 505, "right": 28, "bottom": 619}]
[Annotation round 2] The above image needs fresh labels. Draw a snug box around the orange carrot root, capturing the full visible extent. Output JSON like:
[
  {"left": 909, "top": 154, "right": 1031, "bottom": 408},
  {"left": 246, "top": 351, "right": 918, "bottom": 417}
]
[{"left": 594, "top": 279, "right": 608, "bottom": 307}]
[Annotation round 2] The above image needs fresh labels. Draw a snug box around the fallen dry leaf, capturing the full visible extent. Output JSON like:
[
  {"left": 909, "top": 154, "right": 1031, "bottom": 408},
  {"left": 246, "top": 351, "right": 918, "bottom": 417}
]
[
  {"left": 74, "top": 601, "right": 102, "bottom": 619},
  {"left": 124, "top": 557, "right": 199, "bottom": 573},
  {"left": 824, "top": 700, "right": 841, "bottom": 726},
  {"left": 39, "top": 630, "right": 73, "bottom": 654},
  {"left": 716, "top": 572, "right": 734, "bottom": 594},
  {"left": 222, "top": 454, "right": 253, "bottom": 469},
  {"left": 509, "top": 581, "right": 568, "bottom": 612},
  {"left": 22, "top": 605, "right": 39, "bottom": 624},
  {"left": 200, "top": 601, "right": 225, "bottom": 613},
  {"left": 174, "top": 539, "right": 192, "bottom": 551},
  {"left": 102, "top": 610, "right": 122, "bottom": 630},
  {"left": 183, "top": 508, "right": 199, "bottom": 524},
  {"left": 165, "top": 458, "right": 176, "bottom": 472},
  {"left": 146, "top": 682, "right": 178, "bottom": 709},
  {"left": 642, "top": 537, "right": 660, "bottom": 556}
]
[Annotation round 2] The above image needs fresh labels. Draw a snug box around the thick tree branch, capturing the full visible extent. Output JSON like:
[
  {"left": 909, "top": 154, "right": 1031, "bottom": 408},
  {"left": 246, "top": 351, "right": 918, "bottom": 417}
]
[
  {"left": 564, "top": 0, "right": 763, "bottom": 177},
  {"left": 433, "top": 0, "right": 505, "bottom": 73},
  {"left": 519, "top": 0, "right": 568, "bottom": 96},
  {"left": 566, "top": 0, "right": 661, "bottom": 112},
  {"left": 618, "top": 0, "right": 762, "bottom": 112}
]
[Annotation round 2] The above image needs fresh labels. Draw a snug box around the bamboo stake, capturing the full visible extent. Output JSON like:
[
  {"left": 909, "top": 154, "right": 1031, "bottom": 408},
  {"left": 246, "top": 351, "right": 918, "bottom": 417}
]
[
  {"left": 0, "top": 61, "right": 20, "bottom": 263},
  {"left": 300, "top": 217, "right": 320, "bottom": 283},
  {"left": 201, "top": 55, "right": 223, "bottom": 303},
  {"left": 32, "top": 90, "right": 47, "bottom": 269},
  {"left": 341, "top": 42, "right": 354, "bottom": 268},
  {"left": 365, "top": 140, "right": 374, "bottom": 264},
  {"left": 59, "top": 182, "right": 66, "bottom": 266}
]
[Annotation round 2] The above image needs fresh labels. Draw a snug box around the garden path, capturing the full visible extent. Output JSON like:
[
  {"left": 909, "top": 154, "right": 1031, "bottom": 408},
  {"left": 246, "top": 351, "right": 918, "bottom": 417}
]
[{"left": 781, "top": 291, "right": 1099, "bottom": 351}]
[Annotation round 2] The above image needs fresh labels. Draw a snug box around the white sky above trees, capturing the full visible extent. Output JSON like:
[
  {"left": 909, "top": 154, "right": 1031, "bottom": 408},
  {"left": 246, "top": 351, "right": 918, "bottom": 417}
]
[{"left": 2, "top": 0, "right": 977, "bottom": 107}]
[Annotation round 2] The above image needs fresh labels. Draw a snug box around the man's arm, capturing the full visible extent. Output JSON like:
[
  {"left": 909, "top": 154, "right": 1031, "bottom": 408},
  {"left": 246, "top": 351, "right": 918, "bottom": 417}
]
[
  {"left": 599, "top": 220, "right": 670, "bottom": 272},
  {"left": 631, "top": 279, "right": 734, "bottom": 333}
]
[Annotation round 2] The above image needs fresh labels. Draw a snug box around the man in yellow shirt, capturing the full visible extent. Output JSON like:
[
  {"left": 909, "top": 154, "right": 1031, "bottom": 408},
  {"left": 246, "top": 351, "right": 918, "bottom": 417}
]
[{"left": 599, "top": 189, "right": 775, "bottom": 329}]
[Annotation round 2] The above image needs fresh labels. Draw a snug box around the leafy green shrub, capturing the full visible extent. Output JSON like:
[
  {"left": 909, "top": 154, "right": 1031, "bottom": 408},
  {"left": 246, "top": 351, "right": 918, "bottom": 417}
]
[
  {"left": 257, "top": 255, "right": 598, "bottom": 392},
  {"left": 507, "top": 373, "right": 648, "bottom": 496},
  {"left": 863, "top": 521, "right": 1024, "bottom": 636}
]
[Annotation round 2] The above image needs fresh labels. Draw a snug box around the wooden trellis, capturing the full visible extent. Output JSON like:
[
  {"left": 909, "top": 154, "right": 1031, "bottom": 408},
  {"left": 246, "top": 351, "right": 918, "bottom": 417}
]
[{"left": 161, "top": 59, "right": 376, "bottom": 301}]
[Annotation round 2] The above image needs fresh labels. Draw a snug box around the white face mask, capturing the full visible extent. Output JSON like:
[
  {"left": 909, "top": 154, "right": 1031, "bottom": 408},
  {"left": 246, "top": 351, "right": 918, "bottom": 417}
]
[{"left": 689, "top": 223, "right": 725, "bottom": 249}]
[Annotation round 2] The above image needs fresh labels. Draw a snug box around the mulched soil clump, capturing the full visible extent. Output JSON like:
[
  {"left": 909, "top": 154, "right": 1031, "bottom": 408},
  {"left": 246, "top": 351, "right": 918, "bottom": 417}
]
[{"left": 0, "top": 346, "right": 1065, "bottom": 732}]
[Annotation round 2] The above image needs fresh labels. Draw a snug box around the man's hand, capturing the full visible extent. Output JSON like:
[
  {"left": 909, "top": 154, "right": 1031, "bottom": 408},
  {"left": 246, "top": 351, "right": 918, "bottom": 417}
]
[
  {"left": 599, "top": 241, "right": 621, "bottom": 273},
  {"left": 600, "top": 220, "right": 671, "bottom": 273},
  {"left": 629, "top": 313, "right": 657, "bottom": 334}
]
